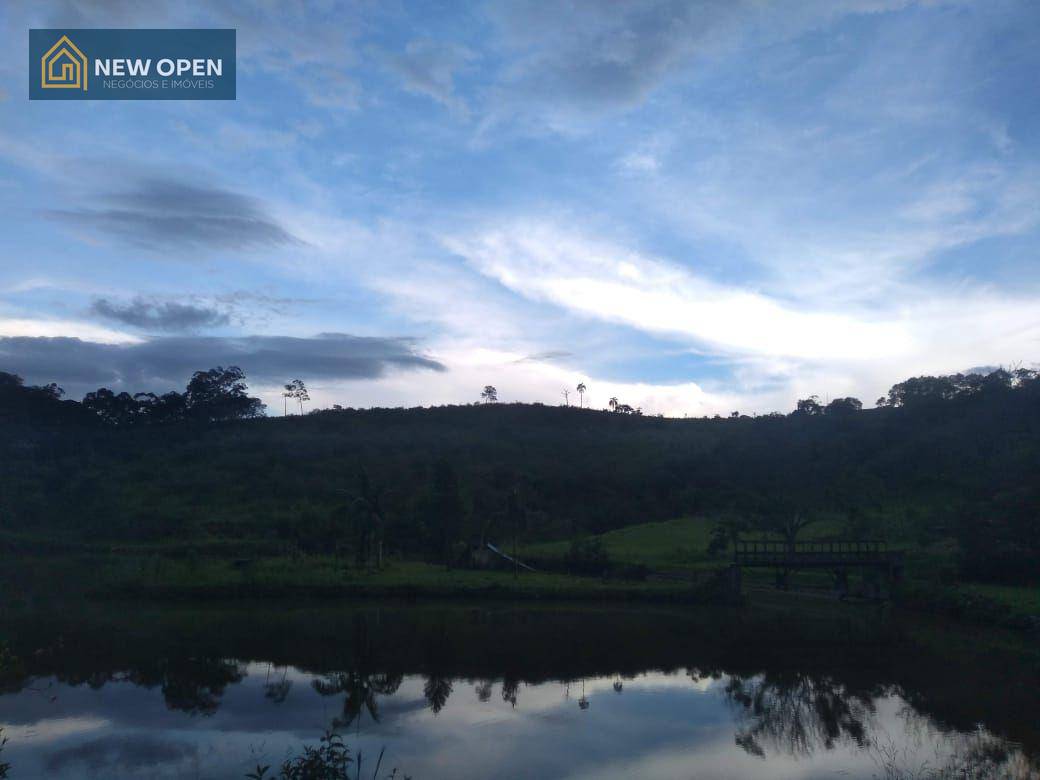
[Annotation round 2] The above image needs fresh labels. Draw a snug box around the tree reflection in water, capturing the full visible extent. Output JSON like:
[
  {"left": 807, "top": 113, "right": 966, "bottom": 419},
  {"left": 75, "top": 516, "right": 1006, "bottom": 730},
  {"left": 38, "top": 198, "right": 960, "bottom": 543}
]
[
  {"left": 127, "top": 656, "right": 246, "bottom": 716},
  {"left": 422, "top": 675, "right": 453, "bottom": 714},
  {"left": 312, "top": 671, "right": 404, "bottom": 730},
  {"left": 723, "top": 671, "right": 876, "bottom": 758},
  {"left": 263, "top": 664, "right": 293, "bottom": 704},
  {"left": 719, "top": 670, "right": 1038, "bottom": 779},
  {"left": 473, "top": 678, "right": 493, "bottom": 702},
  {"left": 869, "top": 709, "right": 1039, "bottom": 780}
]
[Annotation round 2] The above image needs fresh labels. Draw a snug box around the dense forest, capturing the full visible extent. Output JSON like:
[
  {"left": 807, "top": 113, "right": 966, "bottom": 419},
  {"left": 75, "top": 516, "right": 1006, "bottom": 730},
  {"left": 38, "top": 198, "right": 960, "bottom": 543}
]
[{"left": 1, "top": 366, "right": 1038, "bottom": 584}]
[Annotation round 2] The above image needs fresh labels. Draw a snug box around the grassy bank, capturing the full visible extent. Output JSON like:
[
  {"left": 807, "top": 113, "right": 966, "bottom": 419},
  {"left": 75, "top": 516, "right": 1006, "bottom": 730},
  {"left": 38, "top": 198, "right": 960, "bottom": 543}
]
[
  {"left": 3, "top": 513, "right": 1036, "bottom": 631},
  {"left": 1, "top": 554, "right": 727, "bottom": 606}
]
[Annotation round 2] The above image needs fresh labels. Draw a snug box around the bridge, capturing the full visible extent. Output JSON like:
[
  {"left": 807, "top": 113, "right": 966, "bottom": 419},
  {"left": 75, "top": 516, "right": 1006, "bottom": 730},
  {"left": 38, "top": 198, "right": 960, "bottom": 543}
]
[{"left": 728, "top": 539, "right": 903, "bottom": 598}]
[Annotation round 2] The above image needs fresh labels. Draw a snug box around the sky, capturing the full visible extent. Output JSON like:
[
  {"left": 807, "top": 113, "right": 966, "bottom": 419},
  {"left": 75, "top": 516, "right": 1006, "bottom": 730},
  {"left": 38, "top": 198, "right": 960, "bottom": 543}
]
[{"left": 1, "top": 0, "right": 1039, "bottom": 416}]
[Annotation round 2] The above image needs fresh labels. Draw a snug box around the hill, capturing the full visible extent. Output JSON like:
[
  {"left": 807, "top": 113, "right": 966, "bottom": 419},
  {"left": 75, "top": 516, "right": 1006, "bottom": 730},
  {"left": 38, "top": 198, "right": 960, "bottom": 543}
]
[{"left": 0, "top": 368, "right": 1038, "bottom": 586}]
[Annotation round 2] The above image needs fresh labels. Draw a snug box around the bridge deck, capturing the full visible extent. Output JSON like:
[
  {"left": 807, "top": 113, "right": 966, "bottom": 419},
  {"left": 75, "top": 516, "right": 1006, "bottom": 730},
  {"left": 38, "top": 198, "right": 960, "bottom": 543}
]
[{"left": 733, "top": 540, "right": 902, "bottom": 569}]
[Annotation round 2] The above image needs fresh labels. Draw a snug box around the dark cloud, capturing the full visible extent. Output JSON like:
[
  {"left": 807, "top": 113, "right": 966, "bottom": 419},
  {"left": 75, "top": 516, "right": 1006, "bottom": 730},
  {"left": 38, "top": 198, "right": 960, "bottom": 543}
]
[
  {"left": 0, "top": 333, "right": 445, "bottom": 396},
  {"left": 48, "top": 178, "right": 300, "bottom": 250},
  {"left": 91, "top": 297, "right": 230, "bottom": 332}
]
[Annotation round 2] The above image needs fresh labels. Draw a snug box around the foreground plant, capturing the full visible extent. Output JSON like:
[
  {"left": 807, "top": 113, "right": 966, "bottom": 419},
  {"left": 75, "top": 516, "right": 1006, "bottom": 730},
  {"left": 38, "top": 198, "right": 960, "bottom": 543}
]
[
  {"left": 247, "top": 731, "right": 407, "bottom": 780},
  {"left": 0, "top": 727, "right": 9, "bottom": 779}
]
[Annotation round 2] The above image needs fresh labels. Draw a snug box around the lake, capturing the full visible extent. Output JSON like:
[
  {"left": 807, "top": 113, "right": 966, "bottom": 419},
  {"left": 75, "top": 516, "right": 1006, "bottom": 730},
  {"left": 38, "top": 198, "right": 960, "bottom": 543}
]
[{"left": 0, "top": 600, "right": 1037, "bottom": 779}]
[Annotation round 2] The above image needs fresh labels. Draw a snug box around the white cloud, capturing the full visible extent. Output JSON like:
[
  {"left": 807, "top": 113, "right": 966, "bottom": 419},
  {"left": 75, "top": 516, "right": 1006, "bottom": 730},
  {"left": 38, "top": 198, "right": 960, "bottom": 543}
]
[
  {"left": 445, "top": 221, "right": 911, "bottom": 362},
  {"left": 616, "top": 150, "right": 660, "bottom": 176},
  {"left": 0, "top": 318, "right": 140, "bottom": 344},
  {"left": 439, "top": 220, "right": 1040, "bottom": 410}
]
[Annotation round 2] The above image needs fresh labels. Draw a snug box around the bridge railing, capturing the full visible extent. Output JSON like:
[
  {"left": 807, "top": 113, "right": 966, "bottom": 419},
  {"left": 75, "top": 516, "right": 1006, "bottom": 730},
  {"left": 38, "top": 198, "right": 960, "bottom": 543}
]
[{"left": 733, "top": 539, "right": 897, "bottom": 566}]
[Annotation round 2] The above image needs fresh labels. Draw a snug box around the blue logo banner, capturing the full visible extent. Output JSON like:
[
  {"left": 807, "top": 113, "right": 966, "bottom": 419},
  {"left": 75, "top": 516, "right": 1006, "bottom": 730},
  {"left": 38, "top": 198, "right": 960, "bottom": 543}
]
[{"left": 29, "top": 29, "right": 236, "bottom": 100}]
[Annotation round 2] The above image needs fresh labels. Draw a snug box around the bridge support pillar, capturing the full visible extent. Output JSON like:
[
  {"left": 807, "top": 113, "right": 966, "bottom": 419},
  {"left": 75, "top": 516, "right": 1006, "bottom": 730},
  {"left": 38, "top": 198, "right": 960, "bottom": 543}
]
[{"left": 724, "top": 564, "right": 742, "bottom": 601}]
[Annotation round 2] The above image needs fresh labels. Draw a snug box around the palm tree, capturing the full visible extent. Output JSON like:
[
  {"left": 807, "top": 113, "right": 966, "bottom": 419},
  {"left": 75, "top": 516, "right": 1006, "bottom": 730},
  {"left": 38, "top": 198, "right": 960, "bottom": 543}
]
[
  {"left": 576, "top": 382, "right": 586, "bottom": 408},
  {"left": 282, "top": 384, "right": 293, "bottom": 416},
  {"left": 608, "top": 396, "right": 618, "bottom": 412},
  {"left": 480, "top": 385, "right": 498, "bottom": 404}
]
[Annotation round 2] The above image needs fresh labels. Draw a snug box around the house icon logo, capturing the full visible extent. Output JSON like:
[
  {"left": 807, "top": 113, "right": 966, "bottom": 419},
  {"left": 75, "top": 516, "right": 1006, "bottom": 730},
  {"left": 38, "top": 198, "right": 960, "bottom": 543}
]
[{"left": 41, "top": 34, "right": 88, "bottom": 91}]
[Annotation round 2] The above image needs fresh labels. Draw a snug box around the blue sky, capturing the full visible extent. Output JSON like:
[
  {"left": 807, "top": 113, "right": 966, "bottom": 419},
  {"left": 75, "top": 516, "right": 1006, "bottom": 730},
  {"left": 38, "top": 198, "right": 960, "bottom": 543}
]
[{"left": 1, "top": 0, "right": 1039, "bottom": 415}]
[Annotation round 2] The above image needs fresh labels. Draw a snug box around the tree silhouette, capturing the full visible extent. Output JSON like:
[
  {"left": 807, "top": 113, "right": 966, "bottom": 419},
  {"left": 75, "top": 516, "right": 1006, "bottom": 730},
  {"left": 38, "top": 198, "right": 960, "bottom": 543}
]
[
  {"left": 185, "top": 366, "right": 265, "bottom": 421},
  {"left": 349, "top": 467, "right": 387, "bottom": 568},
  {"left": 794, "top": 395, "right": 823, "bottom": 416},
  {"left": 286, "top": 378, "right": 310, "bottom": 415},
  {"left": 480, "top": 385, "right": 498, "bottom": 404},
  {"left": 824, "top": 397, "right": 862, "bottom": 415},
  {"left": 577, "top": 382, "right": 587, "bottom": 408},
  {"left": 608, "top": 396, "right": 618, "bottom": 412},
  {"left": 426, "top": 460, "right": 465, "bottom": 566},
  {"left": 282, "top": 384, "right": 293, "bottom": 416}
]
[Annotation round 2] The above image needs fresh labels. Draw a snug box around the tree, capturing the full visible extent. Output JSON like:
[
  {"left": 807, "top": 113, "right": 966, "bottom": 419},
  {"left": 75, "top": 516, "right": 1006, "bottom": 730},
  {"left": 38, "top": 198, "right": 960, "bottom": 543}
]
[
  {"left": 426, "top": 459, "right": 465, "bottom": 566},
  {"left": 185, "top": 366, "right": 265, "bottom": 421},
  {"left": 282, "top": 384, "right": 293, "bottom": 416},
  {"left": 608, "top": 396, "right": 618, "bottom": 412},
  {"left": 707, "top": 516, "right": 749, "bottom": 557},
  {"left": 562, "top": 388, "right": 570, "bottom": 406},
  {"left": 577, "top": 382, "right": 587, "bottom": 408},
  {"left": 83, "top": 388, "right": 141, "bottom": 426},
  {"left": 507, "top": 487, "right": 525, "bottom": 579},
  {"left": 793, "top": 396, "right": 823, "bottom": 416},
  {"left": 480, "top": 385, "right": 498, "bottom": 404},
  {"left": 351, "top": 467, "right": 386, "bottom": 568},
  {"left": 824, "top": 397, "right": 862, "bottom": 416},
  {"left": 286, "top": 378, "right": 310, "bottom": 415}
]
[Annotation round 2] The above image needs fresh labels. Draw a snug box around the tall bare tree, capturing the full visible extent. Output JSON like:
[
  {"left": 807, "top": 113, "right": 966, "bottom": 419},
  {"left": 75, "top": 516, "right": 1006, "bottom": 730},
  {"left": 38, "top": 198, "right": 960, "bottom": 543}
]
[{"left": 287, "top": 378, "right": 310, "bottom": 414}]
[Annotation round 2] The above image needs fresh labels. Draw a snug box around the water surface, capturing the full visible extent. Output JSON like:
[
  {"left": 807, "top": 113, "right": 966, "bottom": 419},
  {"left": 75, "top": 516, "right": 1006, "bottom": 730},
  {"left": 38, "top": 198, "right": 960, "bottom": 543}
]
[{"left": 0, "top": 601, "right": 1037, "bottom": 779}]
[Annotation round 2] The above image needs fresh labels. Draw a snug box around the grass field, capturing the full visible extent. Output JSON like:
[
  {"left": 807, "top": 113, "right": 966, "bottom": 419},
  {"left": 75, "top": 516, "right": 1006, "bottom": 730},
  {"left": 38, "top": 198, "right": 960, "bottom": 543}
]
[
  {"left": 4, "top": 514, "right": 1036, "bottom": 627},
  {"left": 521, "top": 515, "right": 846, "bottom": 571},
  {"left": 961, "top": 583, "right": 1040, "bottom": 617}
]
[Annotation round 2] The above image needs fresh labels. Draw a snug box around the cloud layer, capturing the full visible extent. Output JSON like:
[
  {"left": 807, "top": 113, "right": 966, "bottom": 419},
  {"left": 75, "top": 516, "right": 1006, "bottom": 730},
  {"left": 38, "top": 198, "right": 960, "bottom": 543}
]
[
  {"left": 0, "top": 333, "right": 444, "bottom": 396},
  {"left": 48, "top": 179, "right": 299, "bottom": 250},
  {"left": 91, "top": 297, "right": 230, "bottom": 332}
]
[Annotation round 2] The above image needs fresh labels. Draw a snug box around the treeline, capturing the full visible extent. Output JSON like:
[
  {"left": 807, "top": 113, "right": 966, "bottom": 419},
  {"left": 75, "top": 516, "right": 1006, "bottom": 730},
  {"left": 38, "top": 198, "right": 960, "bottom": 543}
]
[
  {"left": 5, "top": 364, "right": 1040, "bottom": 428},
  {"left": 1, "top": 365, "right": 1038, "bottom": 584},
  {"left": 0, "top": 366, "right": 264, "bottom": 426}
]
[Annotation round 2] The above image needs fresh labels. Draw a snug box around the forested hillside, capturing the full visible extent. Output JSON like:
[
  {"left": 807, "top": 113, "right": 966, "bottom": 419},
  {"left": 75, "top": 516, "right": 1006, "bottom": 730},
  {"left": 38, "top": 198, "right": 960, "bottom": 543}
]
[{"left": 1, "top": 368, "right": 1038, "bottom": 584}]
